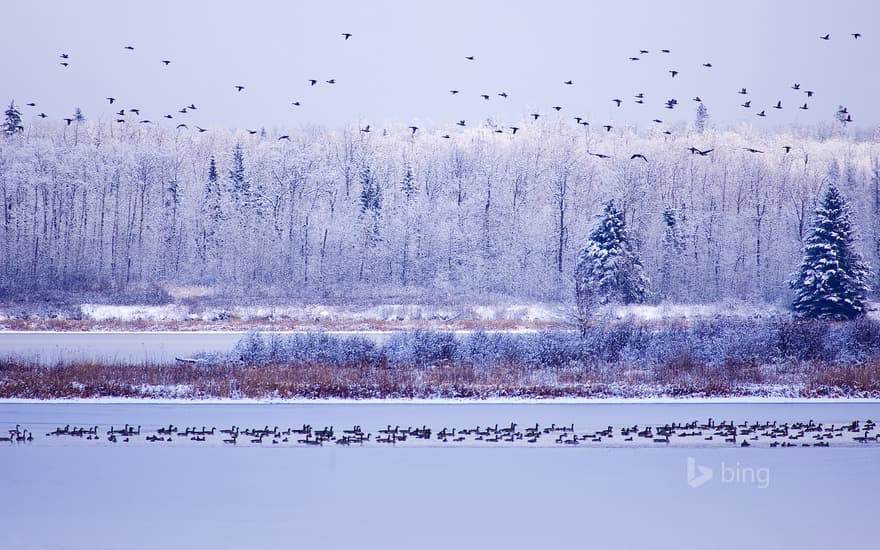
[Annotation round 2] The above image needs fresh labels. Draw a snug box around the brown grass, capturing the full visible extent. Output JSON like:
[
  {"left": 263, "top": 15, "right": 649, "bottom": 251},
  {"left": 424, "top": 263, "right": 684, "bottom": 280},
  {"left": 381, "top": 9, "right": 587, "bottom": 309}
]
[{"left": 3, "top": 356, "right": 880, "bottom": 400}]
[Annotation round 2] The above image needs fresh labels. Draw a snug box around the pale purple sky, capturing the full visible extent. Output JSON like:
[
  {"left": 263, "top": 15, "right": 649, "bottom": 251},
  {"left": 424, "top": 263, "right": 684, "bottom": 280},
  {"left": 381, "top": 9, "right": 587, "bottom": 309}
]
[{"left": 2, "top": 0, "right": 876, "bottom": 131}]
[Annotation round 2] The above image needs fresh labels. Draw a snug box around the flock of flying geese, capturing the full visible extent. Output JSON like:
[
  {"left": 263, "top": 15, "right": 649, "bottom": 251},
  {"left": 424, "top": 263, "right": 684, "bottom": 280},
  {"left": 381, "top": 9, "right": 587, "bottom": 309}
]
[
  {"left": 16, "top": 29, "right": 864, "bottom": 162},
  {"left": 4, "top": 418, "right": 879, "bottom": 448}
]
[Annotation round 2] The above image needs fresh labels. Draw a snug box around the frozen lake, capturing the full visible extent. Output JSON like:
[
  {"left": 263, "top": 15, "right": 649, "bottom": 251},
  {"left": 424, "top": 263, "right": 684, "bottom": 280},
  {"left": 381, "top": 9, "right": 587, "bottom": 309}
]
[
  {"left": 1, "top": 400, "right": 878, "bottom": 549},
  {"left": 0, "top": 331, "right": 396, "bottom": 365}
]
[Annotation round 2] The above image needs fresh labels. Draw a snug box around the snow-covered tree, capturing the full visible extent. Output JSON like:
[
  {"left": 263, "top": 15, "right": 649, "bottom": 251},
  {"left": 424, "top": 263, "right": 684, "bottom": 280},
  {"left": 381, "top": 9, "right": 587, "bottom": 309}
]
[
  {"left": 790, "top": 183, "right": 870, "bottom": 319},
  {"left": 575, "top": 200, "right": 649, "bottom": 315},
  {"left": 659, "top": 206, "right": 686, "bottom": 301},
  {"left": 695, "top": 102, "right": 709, "bottom": 133},
  {"left": 4, "top": 100, "right": 22, "bottom": 136}
]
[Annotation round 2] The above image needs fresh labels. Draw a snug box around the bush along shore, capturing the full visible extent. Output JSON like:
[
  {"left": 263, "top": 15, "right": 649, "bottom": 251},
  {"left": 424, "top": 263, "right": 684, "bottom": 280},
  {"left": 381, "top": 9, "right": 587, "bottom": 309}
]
[{"left": 3, "top": 319, "right": 880, "bottom": 400}]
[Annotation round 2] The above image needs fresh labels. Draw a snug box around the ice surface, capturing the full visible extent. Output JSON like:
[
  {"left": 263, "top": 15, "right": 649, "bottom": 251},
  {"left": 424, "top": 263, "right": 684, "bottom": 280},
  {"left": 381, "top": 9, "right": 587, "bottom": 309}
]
[{"left": 1, "top": 400, "right": 878, "bottom": 549}]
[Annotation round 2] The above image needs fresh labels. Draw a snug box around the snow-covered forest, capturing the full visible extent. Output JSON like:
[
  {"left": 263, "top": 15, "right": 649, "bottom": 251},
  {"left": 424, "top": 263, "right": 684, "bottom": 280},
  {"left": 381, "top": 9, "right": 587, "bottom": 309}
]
[{"left": 2, "top": 118, "right": 879, "bottom": 305}]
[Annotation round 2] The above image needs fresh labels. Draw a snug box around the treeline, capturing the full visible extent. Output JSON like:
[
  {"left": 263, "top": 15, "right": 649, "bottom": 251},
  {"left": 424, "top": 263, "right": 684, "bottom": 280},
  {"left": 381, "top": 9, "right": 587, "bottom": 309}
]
[{"left": 1, "top": 119, "right": 879, "bottom": 304}]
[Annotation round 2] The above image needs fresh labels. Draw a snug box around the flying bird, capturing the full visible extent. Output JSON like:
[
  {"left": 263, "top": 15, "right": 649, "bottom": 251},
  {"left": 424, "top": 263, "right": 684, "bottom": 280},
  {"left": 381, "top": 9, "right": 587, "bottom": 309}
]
[
  {"left": 116, "top": 109, "right": 125, "bottom": 116},
  {"left": 480, "top": 94, "right": 490, "bottom": 100},
  {"left": 820, "top": 34, "right": 830, "bottom": 40},
  {"left": 661, "top": 49, "right": 671, "bottom": 53},
  {"left": 628, "top": 57, "right": 640, "bottom": 61},
  {"left": 510, "top": 126, "right": 519, "bottom": 134},
  {"left": 291, "top": 101, "right": 301, "bottom": 106},
  {"left": 590, "top": 152, "right": 611, "bottom": 159},
  {"left": 106, "top": 97, "right": 116, "bottom": 104},
  {"left": 188, "top": 104, "right": 197, "bottom": 110},
  {"left": 130, "top": 108, "right": 140, "bottom": 115},
  {"left": 465, "top": 55, "right": 474, "bottom": 60},
  {"left": 782, "top": 145, "right": 792, "bottom": 153},
  {"left": 342, "top": 33, "right": 352, "bottom": 40},
  {"left": 757, "top": 110, "right": 766, "bottom": 117},
  {"left": 738, "top": 88, "right": 748, "bottom": 95},
  {"left": 38, "top": 112, "right": 47, "bottom": 118},
  {"left": 196, "top": 126, "right": 207, "bottom": 133},
  {"left": 744, "top": 147, "right": 764, "bottom": 153},
  {"left": 60, "top": 62, "right": 69, "bottom": 67},
  {"left": 612, "top": 99, "right": 622, "bottom": 107},
  {"left": 278, "top": 135, "right": 290, "bottom": 141},
  {"left": 176, "top": 123, "right": 188, "bottom": 129},
  {"left": 309, "top": 79, "right": 318, "bottom": 86},
  {"left": 530, "top": 113, "right": 540, "bottom": 120},
  {"left": 325, "top": 79, "right": 336, "bottom": 84},
  {"left": 124, "top": 45, "right": 134, "bottom": 50},
  {"left": 178, "top": 108, "right": 187, "bottom": 113},
  {"left": 702, "top": 63, "right": 712, "bottom": 67},
  {"left": 639, "top": 49, "right": 649, "bottom": 54},
  {"left": 235, "top": 85, "right": 245, "bottom": 92},
  {"left": 741, "top": 100, "right": 751, "bottom": 108},
  {"left": 162, "top": 60, "right": 171, "bottom": 65},
  {"left": 773, "top": 100, "right": 782, "bottom": 109},
  {"left": 852, "top": 33, "right": 862, "bottom": 39},
  {"left": 498, "top": 92, "right": 508, "bottom": 98},
  {"left": 60, "top": 53, "right": 69, "bottom": 59},
  {"left": 361, "top": 125, "right": 371, "bottom": 133},
  {"left": 630, "top": 153, "right": 648, "bottom": 162},
  {"left": 247, "top": 129, "right": 258, "bottom": 135},
  {"left": 164, "top": 114, "right": 173, "bottom": 119},
  {"left": 603, "top": 125, "right": 613, "bottom": 132},
  {"left": 26, "top": 102, "right": 36, "bottom": 107},
  {"left": 115, "top": 119, "right": 125, "bottom": 123},
  {"left": 804, "top": 90, "right": 814, "bottom": 97},
  {"left": 689, "top": 147, "right": 713, "bottom": 156},
  {"left": 441, "top": 134, "right": 451, "bottom": 139},
  {"left": 652, "top": 119, "right": 663, "bottom": 123},
  {"left": 564, "top": 80, "right": 573, "bottom": 85},
  {"left": 792, "top": 83, "right": 800, "bottom": 90},
  {"left": 450, "top": 90, "right": 459, "bottom": 95},
  {"left": 669, "top": 70, "right": 679, "bottom": 78},
  {"left": 552, "top": 106, "right": 562, "bottom": 111},
  {"left": 456, "top": 120, "right": 466, "bottom": 126},
  {"left": 692, "top": 96, "right": 702, "bottom": 102},
  {"left": 408, "top": 126, "right": 419, "bottom": 136}
]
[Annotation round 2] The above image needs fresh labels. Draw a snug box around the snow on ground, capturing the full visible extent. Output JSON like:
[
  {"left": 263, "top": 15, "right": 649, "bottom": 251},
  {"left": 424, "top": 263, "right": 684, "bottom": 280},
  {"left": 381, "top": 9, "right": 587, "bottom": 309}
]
[{"left": 1, "top": 400, "right": 877, "bottom": 550}]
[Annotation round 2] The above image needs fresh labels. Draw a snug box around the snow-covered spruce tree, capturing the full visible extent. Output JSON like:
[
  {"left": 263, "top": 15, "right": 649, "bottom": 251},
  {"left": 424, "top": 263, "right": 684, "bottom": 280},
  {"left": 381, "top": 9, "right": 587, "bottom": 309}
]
[
  {"left": 695, "top": 102, "right": 709, "bottom": 133},
  {"left": 575, "top": 200, "right": 649, "bottom": 319},
  {"left": 790, "top": 183, "right": 870, "bottom": 319},
  {"left": 4, "top": 100, "right": 22, "bottom": 136}
]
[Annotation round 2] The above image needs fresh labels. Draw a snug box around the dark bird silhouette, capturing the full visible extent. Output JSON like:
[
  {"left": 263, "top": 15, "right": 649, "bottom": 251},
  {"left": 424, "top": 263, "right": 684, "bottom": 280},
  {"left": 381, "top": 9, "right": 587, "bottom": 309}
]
[
  {"left": 552, "top": 106, "right": 562, "bottom": 111},
  {"left": 820, "top": 34, "right": 830, "bottom": 40},
  {"left": 741, "top": 100, "right": 751, "bottom": 108},
  {"left": 783, "top": 145, "right": 792, "bottom": 153},
  {"left": 130, "top": 108, "right": 140, "bottom": 115},
  {"left": 630, "top": 153, "right": 648, "bottom": 161},
  {"left": 792, "top": 83, "right": 800, "bottom": 90},
  {"left": 669, "top": 70, "right": 679, "bottom": 78},
  {"left": 629, "top": 57, "right": 640, "bottom": 61},
  {"left": 702, "top": 63, "right": 712, "bottom": 67},
  {"left": 178, "top": 108, "right": 187, "bottom": 113},
  {"left": 639, "top": 49, "right": 649, "bottom": 54},
  {"left": 590, "top": 152, "right": 611, "bottom": 159},
  {"left": 26, "top": 102, "right": 36, "bottom": 107},
  {"left": 309, "top": 79, "right": 318, "bottom": 86},
  {"left": 247, "top": 129, "right": 258, "bottom": 135},
  {"left": 635, "top": 99, "right": 644, "bottom": 104},
  {"left": 774, "top": 100, "right": 782, "bottom": 109},
  {"left": 342, "top": 33, "right": 352, "bottom": 40},
  {"left": 38, "top": 112, "right": 47, "bottom": 118},
  {"left": 115, "top": 119, "right": 125, "bottom": 123},
  {"left": 757, "top": 110, "right": 766, "bottom": 117},
  {"left": 235, "top": 85, "right": 245, "bottom": 92},
  {"left": 661, "top": 49, "right": 671, "bottom": 53},
  {"left": 164, "top": 114, "right": 173, "bottom": 119},
  {"left": 845, "top": 114, "right": 853, "bottom": 123},
  {"left": 494, "top": 129, "right": 503, "bottom": 134},
  {"left": 176, "top": 123, "right": 188, "bottom": 129},
  {"left": 291, "top": 101, "right": 301, "bottom": 106},
  {"left": 465, "top": 55, "right": 474, "bottom": 60},
  {"left": 799, "top": 103, "right": 809, "bottom": 110},
  {"left": 188, "top": 103, "right": 197, "bottom": 110},
  {"left": 738, "top": 88, "right": 748, "bottom": 95},
  {"left": 652, "top": 119, "right": 663, "bottom": 123},
  {"left": 852, "top": 33, "right": 862, "bottom": 39},
  {"left": 408, "top": 126, "right": 419, "bottom": 136},
  {"left": 498, "top": 92, "right": 508, "bottom": 98},
  {"left": 581, "top": 121, "right": 590, "bottom": 127},
  {"left": 510, "top": 126, "right": 519, "bottom": 134},
  {"left": 480, "top": 94, "right": 490, "bottom": 100},
  {"left": 116, "top": 109, "right": 125, "bottom": 116},
  {"left": 456, "top": 120, "right": 466, "bottom": 126},
  {"left": 162, "top": 60, "right": 171, "bottom": 65},
  {"left": 689, "top": 147, "right": 713, "bottom": 156},
  {"left": 564, "top": 80, "right": 573, "bottom": 85},
  {"left": 612, "top": 99, "right": 622, "bottom": 107},
  {"left": 530, "top": 113, "right": 540, "bottom": 120},
  {"left": 450, "top": 90, "right": 459, "bottom": 95},
  {"left": 744, "top": 147, "right": 764, "bottom": 153},
  {"left": 196, "top": 126, "right": 207, "bottom": 132},
  {"left": 360, "top": 125, "right": 371, "bottom": 133},
  {"left": 278, "top": 135, "right": 290, "bottom": 141},
  {"left": 603, "top": 124, "right": 613, "bottom": 132},
  {"left": 60, "top": 53, "right": 69, "bottom": 59},
  {"left": 441, "top": 134, "right": 451, "bottom": 139},
  {"left": 60, "top": 62, "right": 69, "bottom": 67},
  {"left": 139, "top": 120, "right": 151, "bottom": 124},
  {"left": 635, "top": 92, "right": 644, "bottom": 99},
  {"left": 326, "top": 79, "right": 336, "bottom": 84},
  {"left": 106, "top": 97, "right": 116, "bottom": 104},
  {"left": 124, "top": 45, "right": 134, "bottom": 50},
  {"left": 574, "top": 116, "right": 582, "bottom": 123},
  {"left": 805, "top": 90, "right": 814, "bottom": 97},
  {"left": 693, "top": 96, "right": 702, "bottom": 102}
]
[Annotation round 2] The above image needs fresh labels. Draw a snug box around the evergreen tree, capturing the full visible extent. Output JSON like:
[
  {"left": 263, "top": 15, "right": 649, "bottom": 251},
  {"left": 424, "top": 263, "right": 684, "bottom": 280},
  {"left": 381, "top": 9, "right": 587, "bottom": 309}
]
[
  {"left": 74, "top": 107, "right": 85, "bottom": 123},
  {"left": 695, "top": 102, "right": 709, "bottom": 133},
  {"left": 790, "top": 183, "right": 870, "bottom": 319},
  {"left": 4, "top": 100, "right": 23, "bottom": 136},
  {"left": 229, "top": 143, "right": 250, "bottom": 207},
  {"left": 400, "top": 164, "right": 416, "bottom": 200},
  {"left": 659, "top": 206, "right": 686, "bottom": 300},
  {"left": 575, "top": 200, "right": 649, "bottom": 315}
]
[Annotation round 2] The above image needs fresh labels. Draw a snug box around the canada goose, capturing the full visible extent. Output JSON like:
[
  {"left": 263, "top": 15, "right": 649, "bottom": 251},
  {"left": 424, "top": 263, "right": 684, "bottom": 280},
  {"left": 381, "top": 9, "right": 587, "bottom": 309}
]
[
  {"left": 124, "top": 45, "right": 135, "bottom": 50},
  {"left": 60, "top": 62, "right": 69, "bottom": 67},
  {"left": 744, "top": 147, "right": 764, "bottom": 153},
  {"left": 38, "top": 113, "right": 47, "bottom": 118},
  {"left": 552, "top": 106, "right": 562, "bottom": 111},
  {"left": 820, "top": 34, "right": 830, "bottom": 40},
  {"left": 530, "top": 113, "right": 540, "bottom": 120},
  {"left": 234, "top": 85, "right": 245, "bottom": 92},
  {"left": 757, "top": 110, "right": 766, "bottom": 117},
  {"left": 309, "top": 79, "right": 318, "bottom": 86},
  {"left": 702, "top": 62, "right": 712, "bottom": 67},
  {"left": 161, "top": 60, "right": 171, "bottom": 65},
  {"left": 498, "top": 92, "right": 508, "bottom": 98},
  {"left": 342, "top": 33, "right": 352, "bottom": 40},
  {"left": 852, "top": 33, "right": 862, "bottom": 39},
  {"left": 325, "top": 79, "right": 336, "bottom": 84},
  {"left": 510, "top": 126, "right": 519, "bottom": 134},
  {"left": 630, "top": 153, "right": 648, "bottom": 162},
  {"left": 480, "top": 94, "right": 490, "bottom": 100},
  {"left": 465, "top": 55, "right": 474, "bottom": 61},
  {"left": 291, "top": 101, "right": 301, "bottom": 106},
  {"left": 669, "top": 70, "right": 678, "bottom": 78},
  {"left": 564, "top": 80, "right": 573, "bottom": 85},
  {"left": 773, "top": 100, "right": 782, "bottom": 109},
  {"left": 612, "top": 99, "right": 622, "bottom": 107},
  {"left": 799, "top": 103, "right": 808, "bottom": 110},
  {"left": 629, "top": 57, "right": 640, "bottom": 61},
  {"left": 450, "top": 90, "right": 459, "bottom": 94}
]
